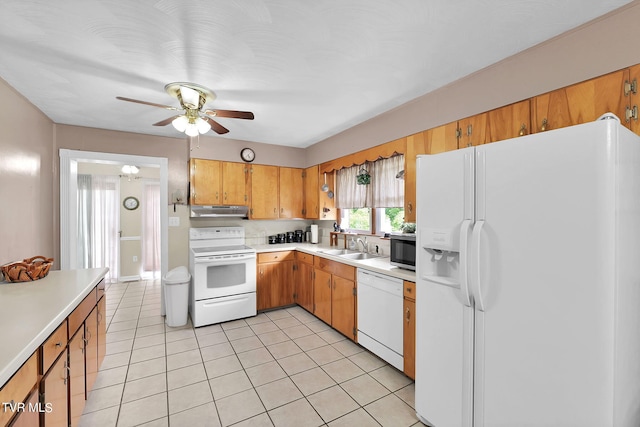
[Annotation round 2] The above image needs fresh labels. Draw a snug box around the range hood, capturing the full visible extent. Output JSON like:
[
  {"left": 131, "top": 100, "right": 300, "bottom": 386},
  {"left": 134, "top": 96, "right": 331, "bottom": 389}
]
[{"left": 190, "top": 205, "right": 249, "bottom": 218}]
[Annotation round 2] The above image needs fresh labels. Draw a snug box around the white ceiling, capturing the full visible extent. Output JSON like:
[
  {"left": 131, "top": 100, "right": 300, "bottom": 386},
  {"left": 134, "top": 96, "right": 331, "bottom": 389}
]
[{"left": 0, "top": 0, "right": 632, "bottom": 148}]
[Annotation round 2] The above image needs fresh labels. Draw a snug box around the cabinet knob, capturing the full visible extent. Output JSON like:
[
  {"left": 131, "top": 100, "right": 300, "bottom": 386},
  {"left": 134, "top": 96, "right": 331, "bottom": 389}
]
[
  {"left": 540, "top": 118, "right": 548, "bottom": 132},
  {"left": 519, "top": 123, "right": 528, "bottom": 136},
  {"left": 55, "top": 342, "right": 62, "bottom": 348},
  {"left": 408, "top": 202, "right": 413, "bottom": 214},
  {"left": 406, "top": 307, "right": 411, "bottom": 322},
  {"left": 406, "top": 287, "right": 412, "bottom": 293}
]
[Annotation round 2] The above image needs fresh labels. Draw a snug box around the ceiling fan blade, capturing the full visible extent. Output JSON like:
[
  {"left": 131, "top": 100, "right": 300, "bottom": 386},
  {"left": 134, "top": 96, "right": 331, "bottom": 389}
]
[
  {"left": 204, "top": 109, "right": 254, "bottom": 120},
  {"left": 116, "top": 96, "right": 179, "bottom": 110},
  {"left": 203, "top": 116, "right": 229, "bottom": 134},
  {"left": 152, "top": 115, "right": 182, "bottom": 126}
]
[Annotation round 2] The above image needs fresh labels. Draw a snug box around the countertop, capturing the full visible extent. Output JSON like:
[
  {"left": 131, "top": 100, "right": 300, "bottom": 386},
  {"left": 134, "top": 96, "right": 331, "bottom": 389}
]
[
  {"left": 0, "top": 268, "right": 108, "bottom": 388},
  {"left": 251, "top": 243, "right": 416, "bottom": 282}
]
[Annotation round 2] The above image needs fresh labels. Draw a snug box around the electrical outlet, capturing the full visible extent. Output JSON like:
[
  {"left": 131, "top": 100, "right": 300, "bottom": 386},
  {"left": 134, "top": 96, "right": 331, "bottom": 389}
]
[
  {"left": 169, "top": 217, "right": 180, "bottom": 227},
  {"left": 133, "top": 255, "right": 138, "bottom": 262}
]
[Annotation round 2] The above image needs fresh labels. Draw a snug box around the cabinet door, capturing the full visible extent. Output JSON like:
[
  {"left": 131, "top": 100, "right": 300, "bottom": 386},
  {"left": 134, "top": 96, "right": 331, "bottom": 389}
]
[
  {"left": 295, "top": 261, "right": 314, "bottom": 313},
  {"left": 250, "top": 165, "right": 279, "bottom": 219},
  {"left": 279, "top": 167, "right": 304, "bottom": 218},
  {"left": 85, "top": 307, "right": 99, "bottom": 394},
  {"left": 425, "top": 121, "right": 459, "bottom": 154},
  {"left": 629, "top": 64, "right": 640, "bottom": 135},
  {"left": 41, "top": 349, "right": 68, "bottom": 427},
  {"left": 69, "top": 328, "right": 86, "bottom": 427},
  {"left": 97, "top": 296, "right": 106, "bottom": 370},
  {"left": 313, "top": 269, "right": 332, "bottom": 325},
  {"left": 190, "top": 159, "right": 221, "bottom": 205},
  {"left": 276, "top": 260, "right": 296, "bottom": 307},
  {"left": 532, "top": 69, "right": 630, "bottom": 133},
  {"left": 331, "top": 276, "right": 356, "bottom": 340},
  {"left": 222, "top": 162, "right": 248, "bottom": 206},
  {"left": 0, "top": 353, "right": 38, "bottom": 427},
  {"left": 487, "top": 99, "right": 531, "bottom": 142},
  {"left": 257, "top": 262, "right": 278, "bottom": 311},
  {"left": 403, "top": 297, "right": 416, "bottom": 380},
  {"left": 405, "top": 132, "right": 427, "bottom": 223},
  {"left": 9, "top": 389, "right": 39, "bottom": 427},
  {"left": 304, "top": 165, "right": 319, "bottom": 219},
  {"left": 458, "top": 113, "right": 488, "bottom": 148}
]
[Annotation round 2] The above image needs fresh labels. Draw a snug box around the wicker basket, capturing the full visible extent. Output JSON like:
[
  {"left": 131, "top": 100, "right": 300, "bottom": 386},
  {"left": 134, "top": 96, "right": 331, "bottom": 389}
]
[{"left": 1, "top": 256, "right": 54, "bottom": 283}]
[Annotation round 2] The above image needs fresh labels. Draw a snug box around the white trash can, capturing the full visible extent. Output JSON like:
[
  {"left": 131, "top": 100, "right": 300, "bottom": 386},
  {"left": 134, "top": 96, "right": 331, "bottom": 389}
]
[{"left": 164, "top": 266, "right": 191, "bottom": 327}]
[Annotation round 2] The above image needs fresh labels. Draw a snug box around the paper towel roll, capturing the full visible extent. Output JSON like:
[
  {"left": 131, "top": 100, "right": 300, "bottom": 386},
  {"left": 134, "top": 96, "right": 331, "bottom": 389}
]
[{"left": 310, "top": 224, "right": 318, "bottom": 244}]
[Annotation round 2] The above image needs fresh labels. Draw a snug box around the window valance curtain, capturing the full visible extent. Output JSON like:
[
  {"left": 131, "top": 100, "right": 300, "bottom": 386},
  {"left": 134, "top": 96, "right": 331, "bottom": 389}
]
[{"left": 336, "top": 154, "right": 404, "bottom": 209}]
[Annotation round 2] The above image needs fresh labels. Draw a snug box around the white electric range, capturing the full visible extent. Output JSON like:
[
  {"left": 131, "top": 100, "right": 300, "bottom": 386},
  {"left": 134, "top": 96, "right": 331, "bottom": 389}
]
[{"left": 188, "top": 227, "right": 257, "bottom": 327}]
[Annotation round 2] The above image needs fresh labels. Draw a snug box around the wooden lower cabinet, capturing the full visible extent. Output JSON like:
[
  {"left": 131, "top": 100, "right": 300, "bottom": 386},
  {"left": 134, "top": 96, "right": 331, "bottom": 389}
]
[
  {"left": 403, "top": 281, "right": 416, "bottom": 380},
  {"left": 0, "top": 353, "right": 38, "bottom": 427},
  {"left": 313, "top": 257, "right": 356, "bottom": 341},
  {"left": 331, "top": 276, "right": 356, "bottom": 340},
  {"left": 40, "top": 349, "right": 68, "bottom": 427},
  {"left": 97, "top": 296, "right": 106, "bottom": 372},
  {"left": 294, "top": 253, "right": 314, "bottom": 313},
  {"left": 313, "top": 269, "right": 332, "bottom": 325},
  {"left": 9, "top": 389, "right": 39, "bottom": 427},
  {"left": 69, "top": 328, "right": 85, "bottom": 427},
  {"left": 257, "top": 251, "right": 295, "bottom": 311}
]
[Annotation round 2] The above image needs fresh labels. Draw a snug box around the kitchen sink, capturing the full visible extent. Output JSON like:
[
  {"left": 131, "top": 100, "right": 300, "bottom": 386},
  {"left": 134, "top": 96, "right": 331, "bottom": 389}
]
[
  {"left": 318, "top": 249, "right": 359, "bottom": 255},
  {"left": 338, "top": 252, "right": 382, "bottom": 260}
]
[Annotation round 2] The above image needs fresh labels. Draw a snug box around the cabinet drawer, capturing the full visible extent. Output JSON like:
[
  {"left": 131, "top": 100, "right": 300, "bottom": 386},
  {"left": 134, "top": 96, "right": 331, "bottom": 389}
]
[
  {"left": 403, "top": 281, "right": 416, "bottom": 300},
  {"left": 68, "top": 289, "right": 97, "bottom": 335},
  {"left": 258, "top": 251, "right": 295, "bottom": 264},
  {"left": 96, "top": 279, "right": 105, "bottom": 300},
  {"left": 0, "top": 352, "right": 38, "bottom": 427},
  {"left": 295, "top": 251, "right": 314, "bottom": 265},
  {"left": 42, "top": 320, "right": 68, "bottom": 374},
  {"left": 314, "top": 257, "right": 355, "bottom": 281}
]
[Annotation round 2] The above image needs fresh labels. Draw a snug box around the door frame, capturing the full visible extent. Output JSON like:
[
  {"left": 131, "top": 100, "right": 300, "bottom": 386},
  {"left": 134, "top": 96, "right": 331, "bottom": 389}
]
[{"left": 59, "top": 149, "right": 169, "bottom": 313}]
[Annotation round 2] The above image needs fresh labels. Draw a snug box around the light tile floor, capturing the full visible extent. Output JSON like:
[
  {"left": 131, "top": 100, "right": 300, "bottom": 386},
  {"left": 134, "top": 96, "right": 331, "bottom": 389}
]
[{"left": 80, "top": 279, "right": 425, "bottom": 427}]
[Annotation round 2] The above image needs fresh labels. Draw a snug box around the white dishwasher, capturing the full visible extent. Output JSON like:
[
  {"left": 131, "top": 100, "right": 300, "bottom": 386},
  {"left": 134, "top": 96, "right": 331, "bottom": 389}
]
[{"left": 357, "top": 268, "right": 404, "bottom": 370}]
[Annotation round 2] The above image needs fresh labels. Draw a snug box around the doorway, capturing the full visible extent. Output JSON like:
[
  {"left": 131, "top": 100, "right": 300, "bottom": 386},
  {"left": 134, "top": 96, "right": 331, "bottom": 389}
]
[{"left": 60, "top": 149, "right": 169, "bottom": 313}]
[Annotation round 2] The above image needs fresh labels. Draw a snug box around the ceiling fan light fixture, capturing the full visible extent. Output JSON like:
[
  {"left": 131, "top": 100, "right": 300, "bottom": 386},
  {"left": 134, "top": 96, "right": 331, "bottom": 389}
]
[
  {"left": 179, "top": 86, "right": 201, "bottom": 109},
  {"left": 185, "top": 123, "right": 199, "bottom": 137},
  {"left": 195, "top": 117, "right": 211, "bottom": 134},
  {"left": 172, "top": 115, "right": 189, "bottom": 132}
]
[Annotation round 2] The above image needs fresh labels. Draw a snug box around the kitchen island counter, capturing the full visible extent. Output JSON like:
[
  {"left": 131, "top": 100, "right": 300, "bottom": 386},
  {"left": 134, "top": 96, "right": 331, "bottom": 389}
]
[{"left": 0, "top": 267, "right": 108, "bottom": 388}]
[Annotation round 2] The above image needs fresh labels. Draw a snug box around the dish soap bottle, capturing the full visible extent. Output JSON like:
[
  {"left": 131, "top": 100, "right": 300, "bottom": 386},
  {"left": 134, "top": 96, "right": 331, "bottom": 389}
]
[{"left": 349, "top": 237, "right": 357, "bottom": 250}]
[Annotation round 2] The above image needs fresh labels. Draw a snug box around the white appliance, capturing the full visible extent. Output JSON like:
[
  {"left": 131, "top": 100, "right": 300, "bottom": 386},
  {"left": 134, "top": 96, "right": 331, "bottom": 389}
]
[
  {"left": 357, "top": 268, "right": 404, "bottom": 370},
  {"left": 189, "top": 227, "right": 257, "bottom": 327},
  {"left": 415, "top": 114, "right": 640, "bottom": 427}
]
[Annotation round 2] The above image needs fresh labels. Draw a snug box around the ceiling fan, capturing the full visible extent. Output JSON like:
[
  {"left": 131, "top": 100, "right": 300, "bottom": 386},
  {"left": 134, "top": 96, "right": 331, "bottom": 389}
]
[{"left": 116, "top": 82, "right": 254, "bottom": 136}]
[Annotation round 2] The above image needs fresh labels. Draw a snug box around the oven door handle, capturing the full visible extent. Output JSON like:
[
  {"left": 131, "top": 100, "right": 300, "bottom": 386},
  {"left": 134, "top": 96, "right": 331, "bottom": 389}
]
[{"left": 194, "top": 253, "right": 256, "bottom": 263}]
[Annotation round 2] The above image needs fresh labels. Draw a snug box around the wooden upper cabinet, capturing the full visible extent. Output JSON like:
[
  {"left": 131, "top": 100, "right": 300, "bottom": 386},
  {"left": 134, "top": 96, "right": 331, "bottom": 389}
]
[
  {"left": 304, "top": 165, "right": 320, "bottom": 219},
  {"left": 487, "top": 100, "right": 531, "bottom": 142},
  {"left": 628, "top": 64, "right": 640, "bottom": 134},
  {"left": 222, "top": 161, "right": 248, "bottom": 205},
  {"left": 458, "top": 113, "right": 488, "bottom": 148},
  {"left": 279, "top": 167, "right": 304, "bottom": 218},
  {"left": 425, "top": 121, "right": 459, "bottom": 154},
  {"left": 404, "top": 132, "right": 426, "bottom": 223},
  {"left": 190, "top": 158, "right": 221, "bottom": 205},
  {"left": 250, "top": 164, "right": 279, "bottom": 219},
  {"left": 532, "top": 69, "right": 630, "bottom": 133}
]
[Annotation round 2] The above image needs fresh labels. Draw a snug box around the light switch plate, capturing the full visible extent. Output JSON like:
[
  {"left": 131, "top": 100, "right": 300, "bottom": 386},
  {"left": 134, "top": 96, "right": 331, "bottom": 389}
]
[{"left": 169, "top": 217, "right": 180, "bottom": 227}]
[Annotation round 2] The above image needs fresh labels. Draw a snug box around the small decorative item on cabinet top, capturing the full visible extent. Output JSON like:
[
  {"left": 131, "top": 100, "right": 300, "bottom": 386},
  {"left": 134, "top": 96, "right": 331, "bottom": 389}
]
[
  {"left": 1, "top": 256, "right": 54, "bottom": 283},
  {"left": 356, "top": 167, "right": 370, "bottom": 185}
]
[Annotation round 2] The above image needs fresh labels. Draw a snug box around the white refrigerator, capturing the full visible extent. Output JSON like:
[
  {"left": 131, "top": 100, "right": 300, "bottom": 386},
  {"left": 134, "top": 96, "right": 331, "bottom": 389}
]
[{"left": 415, "top": 114, "right": 640, "bottom": 427}]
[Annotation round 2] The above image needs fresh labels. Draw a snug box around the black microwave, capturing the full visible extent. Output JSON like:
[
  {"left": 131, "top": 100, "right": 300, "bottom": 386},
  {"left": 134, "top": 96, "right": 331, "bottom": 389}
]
[{"left": 390, "top": 233, "right": 416, "bottom": 271}]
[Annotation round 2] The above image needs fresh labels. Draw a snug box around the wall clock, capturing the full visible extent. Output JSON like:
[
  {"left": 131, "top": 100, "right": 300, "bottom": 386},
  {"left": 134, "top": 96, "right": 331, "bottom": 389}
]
[
  {"left": 240, "top": 148, "right": 255, "bottom": 163},
  {"left": 123, "top": 196, "right": 139, "bottom": 210}
]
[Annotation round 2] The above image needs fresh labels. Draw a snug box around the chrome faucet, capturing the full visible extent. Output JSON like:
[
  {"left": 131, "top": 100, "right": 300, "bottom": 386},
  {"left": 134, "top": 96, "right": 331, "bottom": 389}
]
[{"left": 356, "top": 237, "right": 368, "bottom": 253}]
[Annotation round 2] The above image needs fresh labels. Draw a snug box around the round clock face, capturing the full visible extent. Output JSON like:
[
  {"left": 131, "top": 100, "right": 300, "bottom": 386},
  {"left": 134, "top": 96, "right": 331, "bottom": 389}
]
[
  {"left": 241, "top": 148, "right": 255, "bottom": 163},
  {"left": 123, "top": 196, "right": 139, "bottom": 210}
]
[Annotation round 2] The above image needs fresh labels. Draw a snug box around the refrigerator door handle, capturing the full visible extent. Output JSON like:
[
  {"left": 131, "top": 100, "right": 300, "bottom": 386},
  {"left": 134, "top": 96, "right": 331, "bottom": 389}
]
[
  {"left": 471, "top": 220, "right": 486, "bottom": 312},
  {"left": 459, "top": 219, "right": 473, "bottom": 307}
]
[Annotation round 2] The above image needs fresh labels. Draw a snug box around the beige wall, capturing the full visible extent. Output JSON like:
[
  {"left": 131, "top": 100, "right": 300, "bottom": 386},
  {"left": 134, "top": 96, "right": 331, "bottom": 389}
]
[
  {"left": 2, "top": 2, "right": 640, "bottom": 269},
  {"left": 0, "top": 78, "right": 55, "bottom": 265},
  {"left": 305, "top": 1, "right": 640, "bottom": 165}
]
